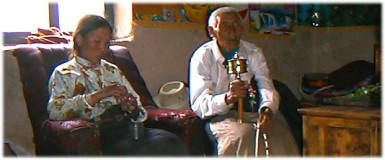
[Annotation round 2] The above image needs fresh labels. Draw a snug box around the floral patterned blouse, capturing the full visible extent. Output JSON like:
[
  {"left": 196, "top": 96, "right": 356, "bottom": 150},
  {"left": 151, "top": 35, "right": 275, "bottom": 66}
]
[{"left": 47, "top": 56, "right": 147, "bottom": 122}]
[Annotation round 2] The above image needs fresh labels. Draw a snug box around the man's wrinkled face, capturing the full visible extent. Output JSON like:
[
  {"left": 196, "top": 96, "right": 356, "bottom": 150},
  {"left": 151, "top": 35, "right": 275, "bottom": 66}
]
[{"left": 212, "top": 12, "right": 243, "bottom": 52}]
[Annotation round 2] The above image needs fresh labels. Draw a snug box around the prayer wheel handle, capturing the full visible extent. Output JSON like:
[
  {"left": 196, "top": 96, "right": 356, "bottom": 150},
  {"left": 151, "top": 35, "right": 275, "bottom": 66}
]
[{"left": 227, "top": 53, "right": 247, "bottom": 123}]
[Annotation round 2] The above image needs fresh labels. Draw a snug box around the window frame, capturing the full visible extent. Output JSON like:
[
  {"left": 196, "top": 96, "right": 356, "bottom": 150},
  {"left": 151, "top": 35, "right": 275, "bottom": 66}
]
[{"left": 2, "top": 2, "right": 115, "bottom": 46}]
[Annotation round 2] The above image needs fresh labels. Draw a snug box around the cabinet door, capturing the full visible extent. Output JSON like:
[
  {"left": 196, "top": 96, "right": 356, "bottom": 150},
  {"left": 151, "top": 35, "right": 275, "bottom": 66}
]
[{"left": 303, "top": 116, "right": 381, "bottom": 156}]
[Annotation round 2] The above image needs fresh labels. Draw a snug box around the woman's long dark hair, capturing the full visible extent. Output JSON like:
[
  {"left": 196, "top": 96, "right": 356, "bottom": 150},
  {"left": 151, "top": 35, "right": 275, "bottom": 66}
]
[{"left": 72, "top": 14, "right": 113, "bottom": 57}]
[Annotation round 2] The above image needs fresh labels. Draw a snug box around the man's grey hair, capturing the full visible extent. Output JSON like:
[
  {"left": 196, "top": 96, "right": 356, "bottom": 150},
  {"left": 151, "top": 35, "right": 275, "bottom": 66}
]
[{"left": 208, "top": 7, "right": 243, "bottom": 28}]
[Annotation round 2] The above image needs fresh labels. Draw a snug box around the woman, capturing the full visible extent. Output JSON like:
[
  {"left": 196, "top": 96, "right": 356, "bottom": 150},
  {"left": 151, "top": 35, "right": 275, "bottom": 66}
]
[{"left": 47, "top": 14, "right": 189, "bottom": 156}]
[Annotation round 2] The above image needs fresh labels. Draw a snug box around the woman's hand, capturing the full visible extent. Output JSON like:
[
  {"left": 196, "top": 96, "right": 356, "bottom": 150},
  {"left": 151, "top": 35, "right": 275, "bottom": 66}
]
[
  {"left": 120, "top": 93, "right": 139, "bottom": 119},
  {"left": 102, "top": 84, "right": 128, "bottom": 98},
  {"left": 88, "top": 84, "right": 127, "bottom": 106}
]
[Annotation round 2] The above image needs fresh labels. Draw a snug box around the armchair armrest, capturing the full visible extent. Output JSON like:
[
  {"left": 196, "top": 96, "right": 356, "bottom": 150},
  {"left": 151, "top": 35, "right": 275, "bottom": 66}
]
[
  {"left": 143, "top": 106, "right": 206, "bottom": 155},
  {"left": 41, "top": 119, "right": 102, "bottom": 155},
  {"left": 144, "top": 106, "right": 197, "bottom": 127}
]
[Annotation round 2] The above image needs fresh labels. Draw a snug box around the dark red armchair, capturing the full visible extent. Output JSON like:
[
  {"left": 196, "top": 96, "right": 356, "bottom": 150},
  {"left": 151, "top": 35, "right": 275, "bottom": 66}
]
[{"left": 11, "top": 44, "right": 210, "bottom": 156}]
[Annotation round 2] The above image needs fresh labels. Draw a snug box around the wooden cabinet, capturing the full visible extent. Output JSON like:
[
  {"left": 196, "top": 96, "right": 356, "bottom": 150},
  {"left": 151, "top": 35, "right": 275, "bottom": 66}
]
[{"left": 298, "top": 106, "right": 381, "bottom": 156}]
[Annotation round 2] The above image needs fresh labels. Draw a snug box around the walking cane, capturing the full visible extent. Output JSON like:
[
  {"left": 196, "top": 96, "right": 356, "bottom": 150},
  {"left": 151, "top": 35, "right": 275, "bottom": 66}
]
[
  {"left": 254, "top": 123, "right": 270, "bottom": 157},
  {"left": 227, "top": 53, "right": 247, "bottom": 123}
]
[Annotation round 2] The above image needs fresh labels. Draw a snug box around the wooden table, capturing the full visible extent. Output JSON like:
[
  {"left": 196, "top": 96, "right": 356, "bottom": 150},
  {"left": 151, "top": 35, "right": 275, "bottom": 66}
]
[{"left": 298, "top": 105, "right": 381, "bottom": 156}]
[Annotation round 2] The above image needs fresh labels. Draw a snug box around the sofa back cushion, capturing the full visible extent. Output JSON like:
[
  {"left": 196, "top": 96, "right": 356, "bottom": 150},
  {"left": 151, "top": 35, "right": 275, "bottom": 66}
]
[{"left": 13, "top": 44, "right": 70, "bottom": 137}]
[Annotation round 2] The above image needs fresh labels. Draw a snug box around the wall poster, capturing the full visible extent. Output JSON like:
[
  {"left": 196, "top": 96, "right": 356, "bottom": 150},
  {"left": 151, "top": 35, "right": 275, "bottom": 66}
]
[{"left": 248, "top": 4, "right": 296, "bottom": 35}]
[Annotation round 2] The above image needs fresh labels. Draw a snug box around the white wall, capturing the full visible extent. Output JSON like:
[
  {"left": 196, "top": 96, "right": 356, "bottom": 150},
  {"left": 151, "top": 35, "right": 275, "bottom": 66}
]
[{"left": 118, "top": 25, "right": 379, "bottom": 99}]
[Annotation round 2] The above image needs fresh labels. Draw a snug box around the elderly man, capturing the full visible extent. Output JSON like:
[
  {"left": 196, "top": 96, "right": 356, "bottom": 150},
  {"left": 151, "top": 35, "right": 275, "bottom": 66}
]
[{"left": 189, "top": 7, "right": 299, "bottom": 156}]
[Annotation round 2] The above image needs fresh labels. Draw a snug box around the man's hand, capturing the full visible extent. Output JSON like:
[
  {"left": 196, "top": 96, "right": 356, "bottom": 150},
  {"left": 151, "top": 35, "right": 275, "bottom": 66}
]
[
  {"left": 225, "top": 79, "right": 248, "bottom": 104},
  {"left": 258, "top": 107, "right": 273, "bottom": 133}
]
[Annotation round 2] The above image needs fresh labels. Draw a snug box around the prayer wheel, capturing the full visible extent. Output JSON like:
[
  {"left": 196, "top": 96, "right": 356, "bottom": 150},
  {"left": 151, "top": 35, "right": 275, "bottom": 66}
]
[{"left": 227, "top": 53, "right": 247, "bottom": 123}]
